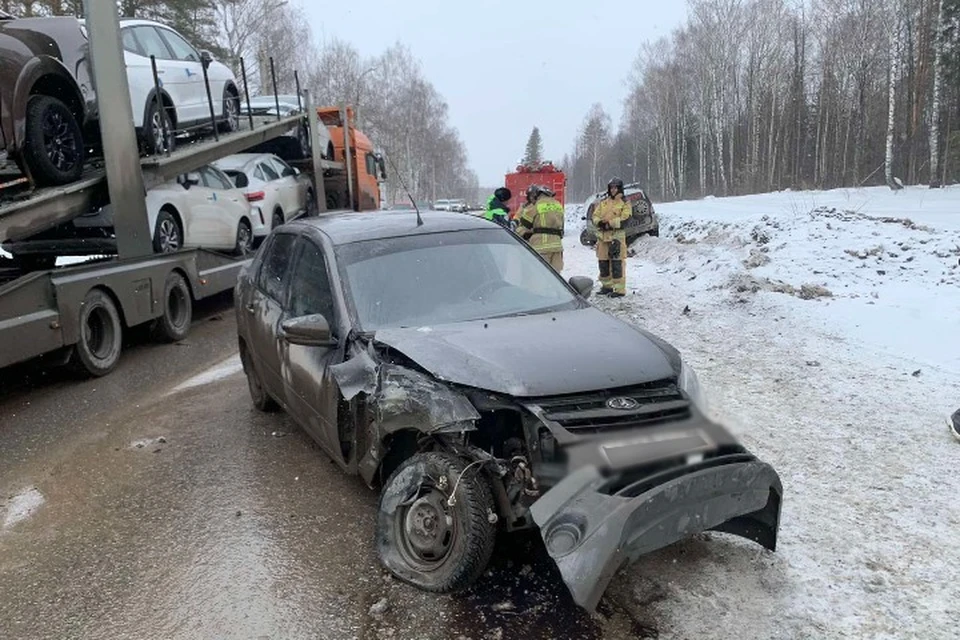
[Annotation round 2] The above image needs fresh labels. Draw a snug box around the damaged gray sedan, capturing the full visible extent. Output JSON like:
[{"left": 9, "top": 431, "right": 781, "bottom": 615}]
[{"left": 235, "top": 210, "right": 783, "bottom": 610}]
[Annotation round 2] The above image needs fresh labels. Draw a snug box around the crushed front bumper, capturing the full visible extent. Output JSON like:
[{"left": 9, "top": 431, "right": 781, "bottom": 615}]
[{"left": 530, "top": 452, "right": 782, "bottom": 611}]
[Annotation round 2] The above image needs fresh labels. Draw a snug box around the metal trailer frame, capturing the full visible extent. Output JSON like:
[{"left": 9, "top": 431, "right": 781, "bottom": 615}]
[{"left": 0, "top": 0, "right": 328, "bottom": 375}]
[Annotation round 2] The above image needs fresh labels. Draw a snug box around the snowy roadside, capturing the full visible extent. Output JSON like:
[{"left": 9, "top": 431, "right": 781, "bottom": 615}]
[{"left": 562, "top": 186, "right": 960, "bottom": 639}]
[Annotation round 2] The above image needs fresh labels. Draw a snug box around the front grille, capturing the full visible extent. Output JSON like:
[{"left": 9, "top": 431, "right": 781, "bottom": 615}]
[{"left": 531, "top": 380, "right": 691, "bottom": 434}]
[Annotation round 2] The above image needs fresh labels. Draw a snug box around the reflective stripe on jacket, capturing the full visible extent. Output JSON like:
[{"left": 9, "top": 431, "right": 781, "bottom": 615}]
[{"left": 519, "top": 196, "right": 564, "bottom": 253}]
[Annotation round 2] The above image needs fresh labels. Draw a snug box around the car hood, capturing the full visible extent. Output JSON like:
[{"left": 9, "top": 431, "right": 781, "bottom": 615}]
[{"left": 372, "top": 306, "right": 676, "bottom": 398}]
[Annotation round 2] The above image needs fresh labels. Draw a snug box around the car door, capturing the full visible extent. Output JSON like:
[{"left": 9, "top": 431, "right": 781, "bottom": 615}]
[
  {"left": 245, "top": 232, "right": 297, "bottom": 402},
  {"left": 279, "top": 237, "right": 347, "bottom": 464},
  {"left": 267, "top": 156, "right": 303, "bottom": 216},
  {"left": 125, "top": 26, "right": 194, "bottom": 124},
  {"left": 199, "top": 165, "right": 246, "bottom": 248},
  {"left": 256, "top": 160, "right": 286, "bottom": 220},
  {"left": 154, "top": 26, "right": 209, "bottom": 124}
]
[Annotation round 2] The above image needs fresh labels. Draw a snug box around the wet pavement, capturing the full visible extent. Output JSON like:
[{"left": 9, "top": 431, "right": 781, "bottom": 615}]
[{"left": 0, "top": 295, "right": 656, "bottom": 640}]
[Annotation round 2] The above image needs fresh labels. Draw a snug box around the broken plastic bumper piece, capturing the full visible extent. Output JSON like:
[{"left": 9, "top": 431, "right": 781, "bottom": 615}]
[{"left": 530, "top": 453, "right": 782, "bottom": 611}]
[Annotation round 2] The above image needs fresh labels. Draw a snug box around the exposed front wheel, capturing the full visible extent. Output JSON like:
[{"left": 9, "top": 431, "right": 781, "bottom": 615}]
[
  {"left": 22, "top": 95, "right": 84, "bottom": 186},
  {"left": 71, "top": 288, "right": 123, "bottom": 377},
  {"left": 376, "top": 452, "right": 497, "bottom": 593},
  {"left": 152, "top": 271, "right": 192, "bottom": 343}
]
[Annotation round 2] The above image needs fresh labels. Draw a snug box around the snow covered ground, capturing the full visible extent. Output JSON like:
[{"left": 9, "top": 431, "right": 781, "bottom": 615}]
[{"left": 561, "top": 185, "right": 960, "bottom": 639}]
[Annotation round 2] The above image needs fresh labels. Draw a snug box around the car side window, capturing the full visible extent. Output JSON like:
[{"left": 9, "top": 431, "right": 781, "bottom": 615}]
[
  {"left": 259, "top": 162, "right": 280, "bottom": 182},
  {"left": 365, "top": 153, "right": 377, "bottom": 176},
  {"left": 288, "top": 240, "right": 337, "bottom": 330},
  {"left": 133, "top": 26, "right": 173, "bottom": 60},
  {"left": 254, "top": 166, "right": 266, "bottom": 181},
  {"left": 269, "top": 157, "right": 291, "bottom": 177},
  {"left": 156, "top": 28, "right": 200, "bottom": 62},
  {"left": 121, "top": 28, "right": 143, "bottom": 55},
  {"left": 258, "top": 234, "right": 297, "bottom": 302},
  {"left": 203, "top": 166, "right": 234, "bottom": 190}
]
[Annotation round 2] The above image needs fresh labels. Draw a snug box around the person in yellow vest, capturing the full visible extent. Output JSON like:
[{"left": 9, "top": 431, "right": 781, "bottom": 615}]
[
  {"left": 592, "top": 177, "right": 632, "bottom": 297},
  {"left": 518, "top": 184, "right": 564, "bottom": 272}
]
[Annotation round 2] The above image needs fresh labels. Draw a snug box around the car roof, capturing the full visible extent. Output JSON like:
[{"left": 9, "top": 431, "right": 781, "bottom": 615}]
[
  {"left": 289, "top": 210, "right": 497, "bottom": 245},
  {"left": 214, "top": 154, "right": 272, "bottom": 170}
]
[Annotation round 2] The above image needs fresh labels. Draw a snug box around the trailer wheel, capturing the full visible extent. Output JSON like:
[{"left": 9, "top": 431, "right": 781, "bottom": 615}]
[
  {"left": 152, "top": 271, "right": 192, "bottom": 343},
  {"left": 376, "top": 452, "right": 497, "bottom": 594},
  {"left": 22, "top": 95, "right": 85, "bottom": 186},
  {"left": 72, "top": 288, "right": 123, "bottom": 377}
]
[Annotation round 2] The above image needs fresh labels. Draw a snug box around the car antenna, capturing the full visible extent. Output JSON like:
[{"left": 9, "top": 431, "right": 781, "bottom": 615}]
[{"left": 385, "top": 154, "right": 423, "bottom": 226}]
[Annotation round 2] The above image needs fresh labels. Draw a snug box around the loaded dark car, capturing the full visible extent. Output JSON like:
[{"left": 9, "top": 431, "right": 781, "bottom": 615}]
[
  {"left": 235, "top": 210, "right": 782, "bottom": 610},
  {"left": 0, "top": 12, "right": 93, "bottom": 186},
  {"left": 580, "top": 182, "right": 660, "bottom": 248}
]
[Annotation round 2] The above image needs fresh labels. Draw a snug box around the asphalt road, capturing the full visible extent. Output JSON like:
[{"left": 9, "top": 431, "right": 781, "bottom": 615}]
[{"left": 0, "top": 294, "right": 656, "bottom": 640}]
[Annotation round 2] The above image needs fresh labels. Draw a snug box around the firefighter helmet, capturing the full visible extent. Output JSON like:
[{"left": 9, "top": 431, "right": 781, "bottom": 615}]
[
  {"left": 607, "top": 177, "right": 624, "bottom": 195},
  {"left": 494, "top": 187, "right": 512, "bottom": 202}
]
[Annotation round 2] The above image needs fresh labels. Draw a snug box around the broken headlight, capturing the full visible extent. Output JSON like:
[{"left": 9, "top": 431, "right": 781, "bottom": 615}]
[{"left": 679, "top": 359, "right": 713, "bottom": 419}]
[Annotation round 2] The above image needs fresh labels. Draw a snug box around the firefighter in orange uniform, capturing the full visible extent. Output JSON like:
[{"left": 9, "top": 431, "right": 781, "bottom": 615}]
[{"left": 592, "top": 177, "right": 632, "bottom": 296}]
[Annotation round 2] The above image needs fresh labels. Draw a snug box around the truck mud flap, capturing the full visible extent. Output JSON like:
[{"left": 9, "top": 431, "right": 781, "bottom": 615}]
[{"left": 530, "top": 455, "right": 782, "bottom": 611}]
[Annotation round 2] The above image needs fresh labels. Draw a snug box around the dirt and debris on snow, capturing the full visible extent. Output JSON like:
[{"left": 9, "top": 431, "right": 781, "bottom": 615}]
[{"left": 562, "top": 185, "right": 960, "bottom": 639}]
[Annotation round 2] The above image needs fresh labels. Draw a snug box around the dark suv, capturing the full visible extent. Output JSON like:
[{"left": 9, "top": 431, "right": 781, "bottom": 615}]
[{"left": 1, "top": 12, "right": 93, "bottom": 186}]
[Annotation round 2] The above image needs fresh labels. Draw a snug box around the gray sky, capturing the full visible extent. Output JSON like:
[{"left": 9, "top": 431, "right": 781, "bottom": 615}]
[{"left": 302, "top": 0, "right": 688, "bottom": 185}]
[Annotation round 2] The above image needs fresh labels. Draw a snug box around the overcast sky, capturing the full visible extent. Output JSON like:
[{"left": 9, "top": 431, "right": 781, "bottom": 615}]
[{"left": 302, "top": 0, "right": 688, "bottom": 185}]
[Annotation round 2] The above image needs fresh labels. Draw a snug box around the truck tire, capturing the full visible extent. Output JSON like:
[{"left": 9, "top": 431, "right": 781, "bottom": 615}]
[
  {"left": 22, "top": 95, "right": 84, "bottom": 186},
  {"left": 152, "top": 271, "right": 192, "bottom": 343},
  {"left": 327, "top": 191, "right": 343, "bottom": 211},
  {"left": 72, "top": 288, "right": 123, "bottom": 377},
  {"left": 376, "top": 452, "right": 497, "bottom": 594}
]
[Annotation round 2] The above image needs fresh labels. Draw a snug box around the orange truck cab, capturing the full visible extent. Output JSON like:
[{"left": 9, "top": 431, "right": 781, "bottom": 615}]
[
  {"left": 317, "top": 106, "right": 385, "bottom": 211},
  {"left": 504, "top": 161, "right": 567, "bottom": 220}
]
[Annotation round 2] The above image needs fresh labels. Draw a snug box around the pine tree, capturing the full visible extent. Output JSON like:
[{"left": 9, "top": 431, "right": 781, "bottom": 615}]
[{"left": 523, "top": 127, "right": 543, "bottom": 165}]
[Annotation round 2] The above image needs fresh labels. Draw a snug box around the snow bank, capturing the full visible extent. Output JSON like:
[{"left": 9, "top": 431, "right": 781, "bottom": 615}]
[{"left": 561, "top": 186, "right": 960, "bottom": 639}]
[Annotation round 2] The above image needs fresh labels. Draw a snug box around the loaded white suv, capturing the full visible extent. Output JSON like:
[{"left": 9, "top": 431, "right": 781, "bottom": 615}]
[{"left": 82, "top": 18, "right": 241, "bottom": 154}]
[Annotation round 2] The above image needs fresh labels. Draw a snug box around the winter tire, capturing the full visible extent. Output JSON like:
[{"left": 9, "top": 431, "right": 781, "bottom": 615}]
[
  {"left": 376, "top": 452, "right": 497, "bottom": 593},
  {"left": 153, "top": 209, "right": 182, "bottom": 254},
  {"left": 272, "top": 210, "right": 284, "bottom": 231},
  {"left": 240, "top": 344, "right": 278, "bottom": 412},
  {"left": 22, "top": 95, "right": 84, "bottom": 186},
  {"left": 234, "top": 219, "right": 253, "bottom": 256},
  {"left": 580, "top": 228, "right": 597, "bottom": 247},
  {"left": 143, "top": 99, "right": 175, "bottom": 155},
  {"left": 152, "top": 271, "right": 192, "bottom": 343},
  {"left": 71, "top": 288, "right": 122, "bottom": 377},
  {"left": 220, "top": 89, "right": 240, "bottom": 133}
]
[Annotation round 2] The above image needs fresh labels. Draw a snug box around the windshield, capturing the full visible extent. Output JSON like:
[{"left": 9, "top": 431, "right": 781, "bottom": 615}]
[{"left": 336, "top": 229, "right": 579, "bottom": 331}]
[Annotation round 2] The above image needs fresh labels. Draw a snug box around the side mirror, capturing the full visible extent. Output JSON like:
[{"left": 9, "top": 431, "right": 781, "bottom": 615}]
[
  {"left": 183, "top": 172, "right": 201, "bottom": 189},
  {"left": 200, "top": 50, "right": 214, "bottom": 69},
  {"left": 280, "top": 314, "right": 337, "bottom": 347},
  {"left": 569, "top": 276, "right": 594, "bottom": 299}
]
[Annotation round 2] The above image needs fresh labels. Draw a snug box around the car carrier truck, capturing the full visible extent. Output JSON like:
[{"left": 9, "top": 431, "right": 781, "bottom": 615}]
[{"left": 0, "top": 0, "right": 334, "bottom": 378}]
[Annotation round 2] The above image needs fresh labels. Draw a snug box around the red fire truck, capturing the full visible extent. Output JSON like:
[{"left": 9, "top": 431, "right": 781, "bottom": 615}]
[{"left": 504, "top": 161, "right": 566, "bottom": 218}]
